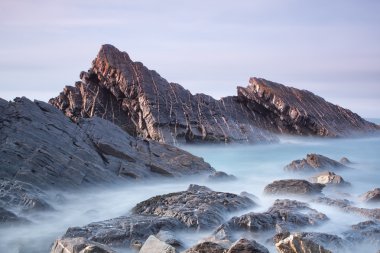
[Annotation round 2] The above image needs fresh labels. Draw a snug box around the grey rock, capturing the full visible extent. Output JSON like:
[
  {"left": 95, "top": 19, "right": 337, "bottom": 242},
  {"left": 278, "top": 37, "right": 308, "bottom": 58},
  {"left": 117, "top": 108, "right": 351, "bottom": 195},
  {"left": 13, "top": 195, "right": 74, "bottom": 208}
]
[
  {"left": 312, "top": 196, "right": 380, "bottom": 220},
  {"left": 156, "top": 229, "right": 184, "bottom": 248},
  {"left": 133, "top": 184, "right": 255, "bottom": 229},
  {"left": 227, "top": 238, "right": 269, "bottom": 253},
  {"left": 284, "top": 154, "right": 350, "bottom": 173},
  {"left": 139, "top": 235, "right": 176, "bottom": 253},
  {"left": 309, "top": 171, "right": 350, "bottom": 187},
  {"left": 49, "top": 45, "right": 379, "bottom": 144},
  {"left": 264, "top": 180, "right": 324, "bottom": 196},
  {"left": 0, "top": 207, "right": 28, "bottom": 225},
  {"left": 50, "top": 237, "right": 116, "bottom": 253},
  {"left": 339, "top": 157, "right": 352, "bottom": 165},
  {"left": 214, "top": 199, "right": 328, "bottom": 241},
  {"left": 360, "top": 188, "right": 380, "bottom": 203},
  {"left": 208, "top": 171, "right": 237, "bottom": 181},
  {"left": 183, "top": 241, "right": 226, "bottom": 253},
  {"left": 343, "top": 220, "right": 380, "bottom": 248},
  {"left": 62, "top": 215, "right": 185, "bottom": 248}
]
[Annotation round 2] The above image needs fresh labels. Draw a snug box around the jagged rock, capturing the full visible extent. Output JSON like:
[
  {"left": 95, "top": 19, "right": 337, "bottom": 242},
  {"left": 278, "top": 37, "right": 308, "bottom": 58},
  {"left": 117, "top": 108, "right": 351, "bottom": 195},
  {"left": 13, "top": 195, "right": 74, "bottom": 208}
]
[
  {"left": 284, "top": 154, "right": 349, "bottom": 173},
  {"left": 339, "top": 157, "right": 352, "bottom": 165},
  {"left": 0, "top": 97, "right": 214, "bottom": 212},
  {"left": 139, "top": 235, "right": 176, "bottom": 253},
  {"left": 62, "top": 215, "right": 185, "bottom": 248},
  {"left": 183, "top": 241, "right": 226, "bottom": 253},
  {"left": 133, "top": 184, "right": 255, "bottom": 229},
  {"left": 312, "top": 197, "right": 380, "bottom": 220},
  {"left": 50, "top": 237, "right": 116, "bottom": 253},
  {"left": 208, "top": 171, "right": 237, "bottom": 181},
  {"left": 226, "top": 238, "right": 269, "bottom": 253},
  {"left": 264, "top": 180, "right": 324, "bottom": 196},
  {"left": 360, "top": 188, "right": 380, "bottom": 203},
  {"left": 49, "top": 45, "right": 379, "bottom": 144},
  {"left": 343, "top": 220, "right": 380, "bottom": 248},
  {"left": 214, "top": 199, "right": 328, "bottom": 241},
  {"left": 309, "top": 171, "right": 350, "bottom": 187},
  {"left": 155, "top": 230, "right": 184, "bottom": 248}
]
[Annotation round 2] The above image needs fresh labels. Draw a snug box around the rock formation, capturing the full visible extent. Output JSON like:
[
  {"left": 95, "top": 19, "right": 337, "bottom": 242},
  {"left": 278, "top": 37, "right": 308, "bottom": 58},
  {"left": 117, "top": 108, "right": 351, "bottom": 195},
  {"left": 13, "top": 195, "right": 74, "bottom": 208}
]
[
  {"left": 309, "top": 171, "right": 350, "bottom": 187},
  {"left": 360, "top": 188, "right": 380, "bottom": 203},
  {"left": 263, "top": 180, "right": 325, "bottom": 196},
  {"left": 0, "top": 97, "right": 214, "bottom": 217},
  {"left": 49, "top": 45, "right": 379, "bottom": 144},
  {"left": 284, "top": 154, "right": 350, "bottom": 173}
]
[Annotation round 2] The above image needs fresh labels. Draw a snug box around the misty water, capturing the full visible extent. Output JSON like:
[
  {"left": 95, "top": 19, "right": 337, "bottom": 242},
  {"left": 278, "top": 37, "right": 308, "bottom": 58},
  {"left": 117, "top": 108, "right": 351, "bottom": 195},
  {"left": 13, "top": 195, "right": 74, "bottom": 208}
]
[{"left": 1, "top": 134, "right": 380, "bottom": 252}]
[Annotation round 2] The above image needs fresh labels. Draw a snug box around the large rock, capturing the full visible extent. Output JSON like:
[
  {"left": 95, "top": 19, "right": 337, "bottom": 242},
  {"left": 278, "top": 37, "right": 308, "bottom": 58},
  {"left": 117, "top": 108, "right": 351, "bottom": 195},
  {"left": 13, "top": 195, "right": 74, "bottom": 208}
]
[
  {"left": 309, "top": 171, "right": 350, "bottom": 187},
  {"left": 284, "top": 154, "right": 349, "bottom": 173},
  {"left": 214, "top": 199, "right": 328, "bottom": 241},
  {"left": 183, "top": 241, "right": 227, "bottom": 253},
  {"left": 264, "top": 180, "right": 324, "bottom": 196},
  {"left": 51, "top": 237, "right": 116, "bottom": 253},
  {"left": 0, "top": 97, "right": 214, "bottom": 213},
  {"left": 139, "top": 235, "right": 176, "bottom": 253},
  {"left": 227, "top": 238, "right": 269, "bottom": 253},
  {"left": 343, "top": 220, "right": 380, "bottom": 249},
  {"left": 133, "top": 184, "right": 255, "bottom": 229},
  {"left": 49, "top": 45, "right": 379, "bottom": 144},
  {"left": 360, "top": 188, "right": 380, "bottom": 203}
]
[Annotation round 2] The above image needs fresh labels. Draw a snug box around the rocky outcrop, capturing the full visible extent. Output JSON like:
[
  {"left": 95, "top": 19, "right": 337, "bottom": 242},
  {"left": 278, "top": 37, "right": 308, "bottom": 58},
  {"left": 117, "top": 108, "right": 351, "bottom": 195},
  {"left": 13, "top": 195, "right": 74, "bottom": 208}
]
[
  {"left": 360, "top": 188, "right": 380, "bottom": 203},
  {"left": 213, "top": 199, "right": 328, "bottom": 242},
  {"left": 208, "top": 171, "right": 237, "bottom": 181},
  {"left": 49, "top": 45, "right": 379, "bottom": 144},
  {"left": 132, "top": 184, "right": 255, "bottom": 229},
  {"left": 284, "top": 154, "right": 349, "bottom": 173},
  {"left": 309, "top": 171, "right": 350, "bottom": 187},
  {"left": 343, "top": 220, "right": 380, "bottom": 248},
  {"left": 264, "top": 180, "right": 324, "bottom": 196},
  {"left": 51, "top": 237, "right": 116, "bottom": 253},
  {"left": 183, "top": 241, "right": 226, "bottom": 253},
  {"left": 227, "top": 238, "right": 269, "bottom": 253},
  {"left": 139, "top": 235, "right": 176, "bottom": 253},
  {"left": 0, "top": 97, "right": 214, "bottom": 215}
]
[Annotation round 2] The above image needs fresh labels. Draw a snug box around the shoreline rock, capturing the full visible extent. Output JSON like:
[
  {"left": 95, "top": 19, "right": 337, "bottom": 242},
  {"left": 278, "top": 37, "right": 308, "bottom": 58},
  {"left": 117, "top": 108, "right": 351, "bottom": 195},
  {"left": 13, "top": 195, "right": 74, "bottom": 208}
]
[{"left": 284, "top": 154, "right": 350, "bottom": 173}]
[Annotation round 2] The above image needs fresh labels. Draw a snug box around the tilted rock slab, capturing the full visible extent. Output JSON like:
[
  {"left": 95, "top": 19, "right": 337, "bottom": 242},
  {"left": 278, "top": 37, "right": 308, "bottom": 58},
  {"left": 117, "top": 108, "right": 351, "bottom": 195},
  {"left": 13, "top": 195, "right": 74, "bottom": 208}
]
[{"left": 50, "top": 45, "right": 379, "bottom": 144}]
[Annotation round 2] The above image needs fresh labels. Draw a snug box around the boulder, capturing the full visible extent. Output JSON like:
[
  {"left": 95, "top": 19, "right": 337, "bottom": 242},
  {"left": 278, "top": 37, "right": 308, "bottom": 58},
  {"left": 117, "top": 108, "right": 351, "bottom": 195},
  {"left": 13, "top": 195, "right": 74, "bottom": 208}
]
[
  {"left": 343, "top": 220, "right": 380, "bottom": 248},
  {"left": 183, "top": 241, "right": 226, "bottom": 253},
  {"left": 284, "top": 154, "right": 349, "bottom": 173},
  {"left": 309, "top": 171, "right": 350, "bottom": 187},
  {"left": 214, "top": 199, "right": 328, "bottom": 241},
  {"left": 132, "top": 184, "right": 255, "bottom": 229},
  {"left": 226, "top": 238, "right": 269, "bottom": 253},
  {"left": 50, "top": 237, "right": 116, "bottom": 253},
  {"left": 208, "top": 171, "right": 236, "bottom": 181},
  {"left": 360, "top": 188, "right": 380, "bottom": 203},
  {"left": 264, "top": 180, "right": 324, "bottom": 196},
  {"left": 156, "top": 229, "right": 184, "bottom": 248},
  {"left": 49, "top": 44, "right": 379, "bottom": 144},
  {"left": 139, "top": 235, "right": 176, "bottom": 253},
  {"left": 339, "top": 157, "right": 352, "bottom": 165}
]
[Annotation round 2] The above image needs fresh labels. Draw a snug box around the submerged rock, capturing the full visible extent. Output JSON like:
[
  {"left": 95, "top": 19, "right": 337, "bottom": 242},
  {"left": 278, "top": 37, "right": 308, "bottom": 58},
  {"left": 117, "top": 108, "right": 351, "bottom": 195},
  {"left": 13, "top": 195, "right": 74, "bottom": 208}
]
[
  {"left": 339, "top": 157, "right": 352, "bottom": 165},
  {"left": 264, "top": 180, "right": 324, "bottom": 196},
  {"left": 0, "top": 207, "right": 28, "bottom": 225},
  {"left": 214, "top": 199, "right": 328, "bottom": 241},
  {"left": 49, "top": 45, "right": 379, "bottom": 144},
  {"left": 208, "top": 171, "right": 237, "bottom": 182},
  {"left": 284, "top": 154, "right": 349, "bottom": 173},
  {"left": 133, "top": 184, "right": 255, "bottom": 229},
  {"left": 51, "top": 237, "right": 116, "bottom": 253},
  {"left": 309, "top": 171, "right": 350, "bottom": 187},
  {"left": 360, "top": 188, "right": 380, "bottom": 203}
]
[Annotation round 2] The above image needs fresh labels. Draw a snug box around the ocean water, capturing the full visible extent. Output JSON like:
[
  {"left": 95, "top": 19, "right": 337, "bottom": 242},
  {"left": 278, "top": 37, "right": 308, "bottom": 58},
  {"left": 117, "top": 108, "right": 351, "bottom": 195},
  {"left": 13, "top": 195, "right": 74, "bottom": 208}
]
[{"left": 1, "top": 134, "right": 379, "bottom": 252}]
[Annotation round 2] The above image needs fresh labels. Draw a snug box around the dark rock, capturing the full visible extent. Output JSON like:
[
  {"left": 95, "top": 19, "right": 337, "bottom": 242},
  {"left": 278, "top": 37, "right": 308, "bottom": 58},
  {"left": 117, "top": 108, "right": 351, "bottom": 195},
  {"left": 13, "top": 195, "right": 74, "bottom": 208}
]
[
  {"left": 309, "top": 171, "right": 350, "bottom": 187},
  {"left": 226, "top": 238, "right": 269, "bottom": 253},
  {"left": 0, "top": 207, "right": 28, "bottom": 225},
  {"left": 343, "top": 220, "right": 380, "bottom": 248},
  {"left": 312, "top": 197, "right": 380, "bottom": 220},
  {"left": 284, "top": 154, "right": 349, "bottom": 173},
  {"left": 264, "top": 180, "right": 324, "bottom": 196},
  {"left": 339, "top": 157, "right": 352, "bottom": 165},
  {"left": 208, "top": 171, "right": 237, "bottom": 181},
  {"left": 360, "top": 188, "right": 380, "bottom": 203},
  {"left": 62, "top": 215, "right": 185, "bottom": 248},
  {"left": 155, "top": 229, "right": 184, "bottom": 248},
  {"left": 50, "top": 237, "right": 116, "bottom": 253},
  {"left": 183, "top": 241, "right": 227, "bottom": 253},
  {"left": 0, "top": 97, "right": 214, "bottom": 212},
  {"left": 132, "top": 184, "right": 255, "bottom": 229},
  {"left": 139, "top": 235, "right": 176, "bottom": 253},
  {"left": 240, "top": 192, "right": 259, "bottom": 201},
  {"left": 49, "top": 45, "right": 379, "bottom": 144},
  {"left": 214, "top": 199, "right": 328, "bottom": 241}
]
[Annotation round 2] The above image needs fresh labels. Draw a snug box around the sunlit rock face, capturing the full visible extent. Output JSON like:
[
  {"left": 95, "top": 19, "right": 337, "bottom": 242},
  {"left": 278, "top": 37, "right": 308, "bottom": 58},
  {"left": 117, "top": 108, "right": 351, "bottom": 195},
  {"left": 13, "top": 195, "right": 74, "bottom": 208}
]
[{"left": 49, "top": 45, "right": 379, "bottom": 144}]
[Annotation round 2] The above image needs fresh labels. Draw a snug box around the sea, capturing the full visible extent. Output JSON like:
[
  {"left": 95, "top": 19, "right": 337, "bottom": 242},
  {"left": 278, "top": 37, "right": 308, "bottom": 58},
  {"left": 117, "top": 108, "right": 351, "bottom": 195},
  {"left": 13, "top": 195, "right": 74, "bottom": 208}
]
[{"left": 1, "top": 125, "right": 379, "bottom": 252}]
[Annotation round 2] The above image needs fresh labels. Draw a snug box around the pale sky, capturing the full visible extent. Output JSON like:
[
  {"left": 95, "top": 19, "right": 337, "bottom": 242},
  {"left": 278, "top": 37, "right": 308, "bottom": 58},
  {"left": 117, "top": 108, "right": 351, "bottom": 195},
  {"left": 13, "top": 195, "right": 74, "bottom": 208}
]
[{"left": 0, "top": 0, "right": 379, "bottom": 117}]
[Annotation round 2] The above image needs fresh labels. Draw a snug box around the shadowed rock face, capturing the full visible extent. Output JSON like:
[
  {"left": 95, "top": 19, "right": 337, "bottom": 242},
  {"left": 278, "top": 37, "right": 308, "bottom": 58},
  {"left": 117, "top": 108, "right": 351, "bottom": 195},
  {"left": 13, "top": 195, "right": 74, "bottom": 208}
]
[
  {"left": 0, "top": 97, "right": 214, "bottom": 214},
  {"left": 49, "top": 45, "right": 379, "bottom": 144}
]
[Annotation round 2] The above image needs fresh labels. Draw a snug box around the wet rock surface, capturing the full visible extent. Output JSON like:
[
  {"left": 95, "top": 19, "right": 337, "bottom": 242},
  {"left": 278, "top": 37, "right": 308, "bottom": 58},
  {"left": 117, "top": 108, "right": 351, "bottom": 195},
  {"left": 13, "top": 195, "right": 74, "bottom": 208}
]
[
  {"left": 284, "top": 154, "right": 349, "bottom": 173},
  {"left": 132, "top": 184, "right": 255, "bottom": 229},
  {"left": 0, "top": 97, "right": 214, "bottom": 214},
  {"left": 227, "top": 238, "right": 269, "bottom": 253},
  {"left": 214, "top": 199, "right": 328, "bottom": 241},
  {"left": 309, "top": 171, "right": 350, "bottom": 187},
  {"left": 183, "top": 241, "right": 227, "bottom": 253},
  {"left": 139, "top": 235, "right": 176, "bottom": 253},
  {"left": 264, "top": 180, "right": 324, "bottom": 196},
  {"left": 51, "top": 237, "right": 116, "bottom": 253},
  {"left": 360, "top": 188, "right": 380, "bottom": 203},
  {"left": 49, "top": 45, "right": 379, "bottom": 144}
]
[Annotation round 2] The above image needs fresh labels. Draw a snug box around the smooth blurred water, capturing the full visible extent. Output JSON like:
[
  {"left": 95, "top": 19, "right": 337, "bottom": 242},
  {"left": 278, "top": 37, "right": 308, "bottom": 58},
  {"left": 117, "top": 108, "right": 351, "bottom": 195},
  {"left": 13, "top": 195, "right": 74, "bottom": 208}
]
[{"left": 1, "top": 134, "right": 379, "bottom": 252}]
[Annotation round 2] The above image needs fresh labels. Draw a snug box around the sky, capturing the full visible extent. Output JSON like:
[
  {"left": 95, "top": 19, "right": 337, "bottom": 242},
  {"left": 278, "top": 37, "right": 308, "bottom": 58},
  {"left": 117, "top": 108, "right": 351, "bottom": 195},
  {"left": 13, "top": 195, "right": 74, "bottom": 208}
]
[{"left": 0, "top": 0, "right": 379, "bottom": 118}]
